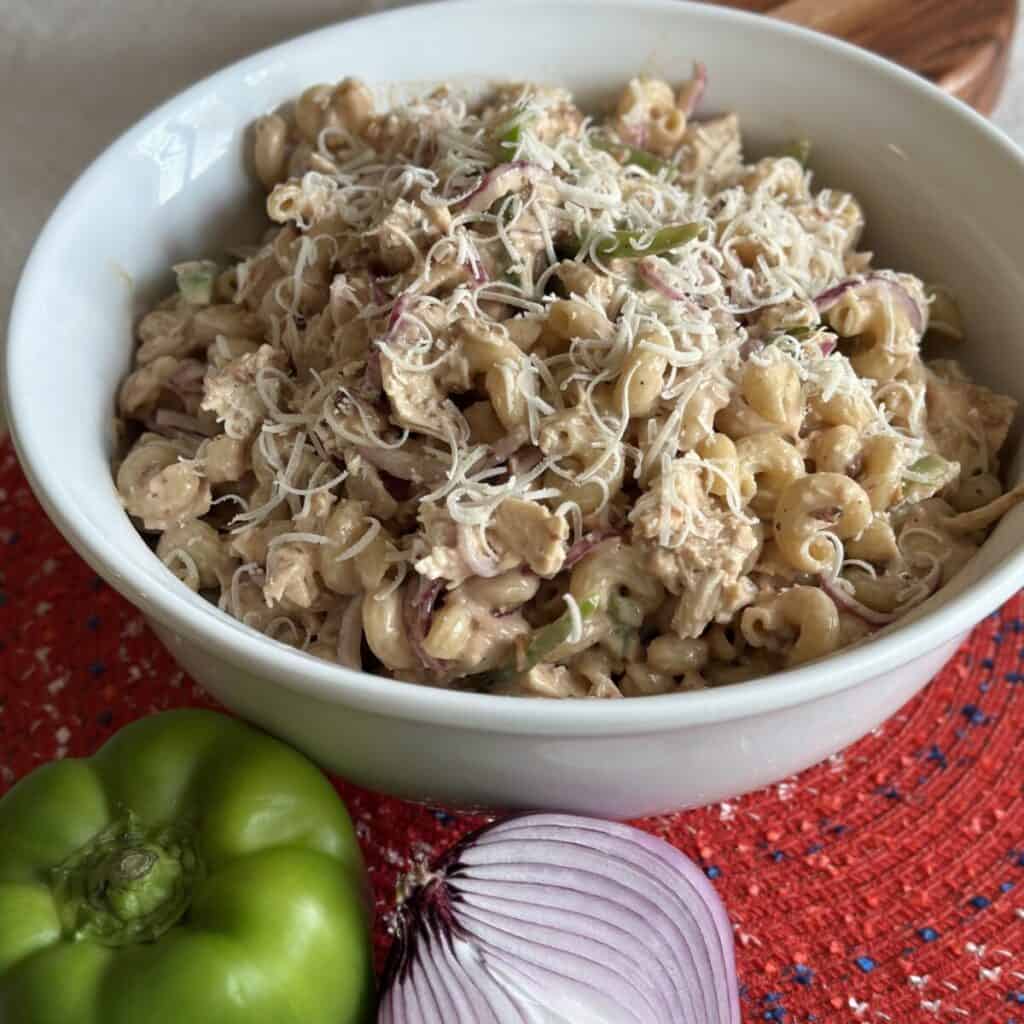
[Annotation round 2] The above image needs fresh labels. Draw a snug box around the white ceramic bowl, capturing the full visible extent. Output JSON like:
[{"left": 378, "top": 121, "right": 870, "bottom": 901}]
[{"left": 7, "top": 0, "right": 1024, "bottom": 818}]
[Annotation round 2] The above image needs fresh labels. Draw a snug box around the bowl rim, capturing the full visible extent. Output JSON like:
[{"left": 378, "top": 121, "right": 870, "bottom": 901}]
[{"left": 7, "top": 0, "right": 1024, "bottom": 737}]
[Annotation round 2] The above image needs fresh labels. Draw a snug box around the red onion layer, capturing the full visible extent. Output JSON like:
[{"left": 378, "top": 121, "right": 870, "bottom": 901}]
[
  {"left": 819, "top": 575, "right": 896, "bottom": 627},
  {"left": 638, "top": 257, "right": 689, "bottom": 301},
  {"left": 814, "top": 274, "right": 925, "bottom": 334},
  {"left": 564, "top": 529, "right": 619, "bottom": 569},
  {"left": 461, "top": 162, "right": 545, "bottom": 214},
  {"left": 379, "top": 814, "right": 740, "bottom": 1024},
  {"left": 402, "top": 576, "right": 448, "bottom": 674},
  {"left": 387, "top": 292, "right": 409, "bottom": 333},
  {"left": 739, "top": 336, "right": 764, "bottom": 360}
]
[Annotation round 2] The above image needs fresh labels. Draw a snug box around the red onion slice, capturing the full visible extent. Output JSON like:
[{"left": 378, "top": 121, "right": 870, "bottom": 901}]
[
  {"left": 402, "top": 576, "right": 448, "bottom": 674},
  {"left": 379, "top": 814, "right": 740, "bottom": 1024},
  {"left": 739, "top": 335, "right": 764, "bottom": 360},
  {"left": 819, "top": 575, "right": 896, "bottom": 627},
  {"left": 638, "top": 257, "right": 689, "bottom": 301},
  {"left": 814, "top": 274, "right": 925, "bottom": 334},
  {"left": 461, "top": 162, "right": 545, "bottom": 214},
  {"left": 564, "top": 529, "right": 619, "bottom": 569},
  {"left": 387, "top": 292, "right": 409, "bottom": 333}
]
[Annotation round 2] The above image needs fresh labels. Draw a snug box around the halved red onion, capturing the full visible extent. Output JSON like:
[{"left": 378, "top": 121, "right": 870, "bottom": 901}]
[
  {"left": 564, "top": 529, "right": 619, "bottom": 569},
  {"left": 814, "top": 274, "right": 924, "bottom": 334},
  {"left": 402, "top": 576, "right": 448, "bottom": 674},
  {"left": 638, "top": 257, "right": 689, "bottom": 301},
  {"left": 379, "top": 814, "right": 740, "bottom": 1024},
  {"left": 461, "top": 162, "right": 545, "bottom": 214},
  {"left": 819, "top": 575, "right": 896, "bottom": 627}
]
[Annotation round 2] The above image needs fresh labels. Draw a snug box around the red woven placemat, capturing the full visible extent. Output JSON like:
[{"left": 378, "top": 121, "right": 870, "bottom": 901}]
[{"left": 1, "top": 439, "right": 1022, "bottom": 1023}]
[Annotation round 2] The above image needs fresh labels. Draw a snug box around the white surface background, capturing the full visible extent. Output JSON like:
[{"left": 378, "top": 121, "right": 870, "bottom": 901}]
[{"left": 3, "top": 0, "right": 1023, "bottom": 372}]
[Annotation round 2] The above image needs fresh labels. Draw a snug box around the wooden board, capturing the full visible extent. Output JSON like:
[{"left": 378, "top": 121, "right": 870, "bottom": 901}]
[{"left": 706, "top": 0, "right": 1018, "bottom": 114}]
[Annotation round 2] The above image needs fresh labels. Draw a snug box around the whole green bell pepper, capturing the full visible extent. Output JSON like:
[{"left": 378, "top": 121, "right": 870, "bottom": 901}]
[{"left": 0, "top": 710, "right": 375, "bottom": 1024}]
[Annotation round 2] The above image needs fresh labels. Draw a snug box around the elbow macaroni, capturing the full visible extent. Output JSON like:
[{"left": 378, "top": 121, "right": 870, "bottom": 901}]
[
  {"left": 111, "top": 73, "right": 1021, "bottom": 694},
  {"left": 774, "top": 474, "right": 872, "bottom": 574},
  {"left": 741, "top": 586, "right": 840, "bottom": 666}
]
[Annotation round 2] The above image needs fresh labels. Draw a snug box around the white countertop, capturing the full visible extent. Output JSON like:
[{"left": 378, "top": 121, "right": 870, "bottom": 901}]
[{"left": 3, "top": 0, "right": 1023, "bottom": 385}]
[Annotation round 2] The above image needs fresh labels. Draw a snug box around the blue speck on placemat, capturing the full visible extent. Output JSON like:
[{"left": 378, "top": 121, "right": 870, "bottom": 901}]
[{"left": 961, "top": 704, "right": 988, "bottom": 724}]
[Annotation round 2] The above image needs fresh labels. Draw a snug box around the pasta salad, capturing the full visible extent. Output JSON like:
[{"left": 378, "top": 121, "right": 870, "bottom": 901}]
[{"left": 114, "top": 68, "right": 1023, "bottom": 697}]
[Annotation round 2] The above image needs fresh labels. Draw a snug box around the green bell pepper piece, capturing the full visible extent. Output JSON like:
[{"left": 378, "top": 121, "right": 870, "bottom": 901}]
[
  {"left": 592, "top": 136, "right": 672, "bottom": 176},
  {"left": 0, "top": 710, "right": 375, "bottom": 1024},
  {"left": 905, "top": 456, "right": 958, "bottom": 487},
  {"left": 472, "top": 594, "right": 601, "bottom": 689},
  {"left": 771, "top": 324, "right": 814, "bottom": 341},
  {"left": 173, "top": 261, "right": 218, "bottom": 306},
  {"left": 595, "top": 222, "right": 705, "bottom": 260},
  {"left": 494, "top": 116, "right": 529, "bottom": 153},
  {"left": 522, "top": 594, "right": 601, "bottom": 665},
  {"left": 909, "top": 454, "right": 946, "bottom": 477}
]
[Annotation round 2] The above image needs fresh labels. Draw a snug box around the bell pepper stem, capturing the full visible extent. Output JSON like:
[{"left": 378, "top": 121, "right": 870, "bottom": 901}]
[
  {"left": 113, "top": 848, "right": 158, "bottom": 882},
  {"left": 52, "top": 817, "right": 201, "bottom": 947}
]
